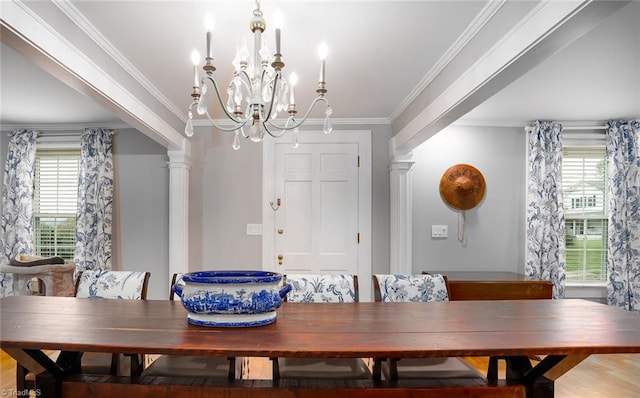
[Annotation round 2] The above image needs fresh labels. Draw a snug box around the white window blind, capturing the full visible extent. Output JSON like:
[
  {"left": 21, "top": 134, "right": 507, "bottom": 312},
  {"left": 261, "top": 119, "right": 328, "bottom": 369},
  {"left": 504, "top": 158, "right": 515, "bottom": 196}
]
[
  {"left": 561, "top": 147, "right": 608, "bottom": 283},
  {"left": 33, "top": 150, "right": 80, "bottom": 260}
]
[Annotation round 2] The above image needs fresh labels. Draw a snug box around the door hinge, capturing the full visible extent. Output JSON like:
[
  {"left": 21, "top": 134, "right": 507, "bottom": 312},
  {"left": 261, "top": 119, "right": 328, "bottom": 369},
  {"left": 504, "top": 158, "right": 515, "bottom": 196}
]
[
  {"left": 357, "top": 232, "right": 360, "bottom": 244},
  {"left": 357, "top": 156, "right": 360, "bottom": 168}
]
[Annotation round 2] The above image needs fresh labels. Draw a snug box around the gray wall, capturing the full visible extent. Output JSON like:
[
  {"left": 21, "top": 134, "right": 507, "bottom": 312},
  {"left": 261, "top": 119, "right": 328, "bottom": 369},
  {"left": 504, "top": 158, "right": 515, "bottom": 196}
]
[
  {"left": 188, "top": 127, "right": 264, "bottom": 271},
  {"left": 188, "top": 122, "right": 392, "bottom": 276},
  {"left": 0, "top": 128, "right": 170, "bottom": 300},
  {"left": 112, "top": 129, "right": 169, "bottom": 299},
  {"left": 411, "top": 125, "right": 526, "bottom": 274},
  {"left": 1, "top": 122, "right": 601, "bottom": 299}
]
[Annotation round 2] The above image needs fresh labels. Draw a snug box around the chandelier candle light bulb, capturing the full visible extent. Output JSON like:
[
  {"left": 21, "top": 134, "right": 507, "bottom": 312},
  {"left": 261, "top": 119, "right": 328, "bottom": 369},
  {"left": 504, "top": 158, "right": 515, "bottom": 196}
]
[
  {"left": 318, "top": 42, "right": 328, "bottom": 83},
  {"left": 289, "top": 72, "right": 297, "bottom": 105},
  {"left": 274, "top": 9, "right": 283, "bottom": 55},
  {"left": 191, "top": 50, "right": 200, "bottom": 88},
  {"left": 204, "top": 15, "right": 214, "bottom": 60},
  {"left": 184, "top": 0, "right": 332, "bottom": 147}
]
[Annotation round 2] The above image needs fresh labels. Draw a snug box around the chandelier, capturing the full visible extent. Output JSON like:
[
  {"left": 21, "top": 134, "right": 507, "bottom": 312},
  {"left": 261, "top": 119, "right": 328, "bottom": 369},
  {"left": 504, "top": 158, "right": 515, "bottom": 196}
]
[{"left": 183, "top": 0, "right": 332, "bottom": 150}]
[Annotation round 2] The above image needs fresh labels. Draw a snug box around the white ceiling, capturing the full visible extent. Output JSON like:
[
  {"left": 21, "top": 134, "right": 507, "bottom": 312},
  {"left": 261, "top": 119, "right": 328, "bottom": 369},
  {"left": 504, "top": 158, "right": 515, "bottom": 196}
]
[{"left": 1, "top": 1, "right": 638, "bottom": 133}]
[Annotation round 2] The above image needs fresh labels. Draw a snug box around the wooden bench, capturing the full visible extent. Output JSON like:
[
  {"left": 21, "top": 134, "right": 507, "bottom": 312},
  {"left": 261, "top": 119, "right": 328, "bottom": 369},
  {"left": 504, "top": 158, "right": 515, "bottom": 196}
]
[{"left": 61, "top": 374, "right": 526, "bottom": 398}]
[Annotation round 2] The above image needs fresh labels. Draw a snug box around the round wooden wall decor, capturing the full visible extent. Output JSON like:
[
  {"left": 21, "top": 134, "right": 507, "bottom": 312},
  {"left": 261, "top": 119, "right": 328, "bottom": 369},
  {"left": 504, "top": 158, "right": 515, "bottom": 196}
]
[{"left": 439, "top": 164, "right": 486, "bottom": 211}]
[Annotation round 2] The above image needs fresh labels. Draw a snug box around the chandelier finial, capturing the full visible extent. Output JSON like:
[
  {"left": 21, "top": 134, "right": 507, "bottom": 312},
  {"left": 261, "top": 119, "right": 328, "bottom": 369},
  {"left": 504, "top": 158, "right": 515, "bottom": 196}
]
[{"left": 250, "top": 0, "right": 265, "bottom": 32}]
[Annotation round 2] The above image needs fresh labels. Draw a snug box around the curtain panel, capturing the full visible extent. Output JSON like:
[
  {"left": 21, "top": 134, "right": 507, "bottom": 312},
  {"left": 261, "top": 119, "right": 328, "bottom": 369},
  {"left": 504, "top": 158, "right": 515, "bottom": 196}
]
[
  {"left": 74, "top": 128, "right": 114, "bottom": 272},
  {"left": 0, "top": 129, "right": 38, "bottom": 297},
  {"left": 526, "top": 121, "right": 566, "bottom": 299},
  {"left": 606, "top": 119, "right": 640, "bottom": 312}
]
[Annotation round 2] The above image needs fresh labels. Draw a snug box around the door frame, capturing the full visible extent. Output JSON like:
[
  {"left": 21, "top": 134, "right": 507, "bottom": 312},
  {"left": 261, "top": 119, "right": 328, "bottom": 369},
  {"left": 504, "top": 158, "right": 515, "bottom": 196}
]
[{"left": 262, "top": 130, "right": 373, "bottom": 301}]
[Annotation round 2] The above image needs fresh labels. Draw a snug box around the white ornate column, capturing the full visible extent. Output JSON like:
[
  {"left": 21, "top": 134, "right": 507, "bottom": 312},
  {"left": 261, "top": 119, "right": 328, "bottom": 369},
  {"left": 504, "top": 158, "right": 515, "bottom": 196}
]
[
  {"left": 389, "top": 152, "right": 414, "bottom": 275},
  {"left": 167, "top": 145, "right": 192, "bottom": 277}
]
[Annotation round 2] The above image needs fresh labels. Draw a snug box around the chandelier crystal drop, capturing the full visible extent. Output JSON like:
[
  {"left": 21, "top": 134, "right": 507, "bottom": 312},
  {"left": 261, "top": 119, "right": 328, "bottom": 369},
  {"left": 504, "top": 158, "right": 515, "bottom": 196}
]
[{"left": 184, "top": 0, "right": 332, "bottom": 150}]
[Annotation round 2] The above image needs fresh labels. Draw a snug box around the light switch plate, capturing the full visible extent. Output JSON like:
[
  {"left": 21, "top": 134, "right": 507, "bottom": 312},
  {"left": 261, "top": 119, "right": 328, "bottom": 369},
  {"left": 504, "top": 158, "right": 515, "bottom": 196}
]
[
  {"left": 246, "top": 224, "right": 263, "bottom": 236},
  {"left": 431, "top": 225, "right": 448, "bottom": 238}
]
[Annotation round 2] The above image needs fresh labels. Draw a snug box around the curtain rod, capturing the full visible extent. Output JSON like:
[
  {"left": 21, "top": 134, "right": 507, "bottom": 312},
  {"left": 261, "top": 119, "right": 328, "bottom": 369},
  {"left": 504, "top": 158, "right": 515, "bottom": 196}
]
[
  {"left": 36, "top": 130, "right": 119, "bottom": 137},
  {"left": 38, "top": 131, "right": 82, "bottom": 137},
  {"left": 563, "top": 125, "right": 607, "bottom": 131},
  {"left": 525, "top": 124, "right": 607, "bottom": 132}
]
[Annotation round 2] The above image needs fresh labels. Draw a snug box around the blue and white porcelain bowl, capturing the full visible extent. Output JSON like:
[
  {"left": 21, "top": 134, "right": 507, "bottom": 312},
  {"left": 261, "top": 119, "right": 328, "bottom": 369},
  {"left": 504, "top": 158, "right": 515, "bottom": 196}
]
[{"left": 173, "top": 270, "right": 291, "bottom": 327}]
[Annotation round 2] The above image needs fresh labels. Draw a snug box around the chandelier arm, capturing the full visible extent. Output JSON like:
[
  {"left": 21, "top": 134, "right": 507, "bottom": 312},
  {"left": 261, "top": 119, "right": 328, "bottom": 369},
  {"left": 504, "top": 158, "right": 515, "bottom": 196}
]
[
  {"left": 203, "top": 76, "right": 247, "bottom": 123},
  {"left": 209, "top": 116, "right": 252, "bottom": 133},
  {"left": 237, "top": 69, "right": 253, "bottom": 93},
  {"left": 197, "top": 87, "right": 251, "bottom": 133},
  {"left": 266, "top": 97, "right": 329, "bottom": 131},
  {"left": 261, "top": 122, "right": 277, "bottom": 138}
]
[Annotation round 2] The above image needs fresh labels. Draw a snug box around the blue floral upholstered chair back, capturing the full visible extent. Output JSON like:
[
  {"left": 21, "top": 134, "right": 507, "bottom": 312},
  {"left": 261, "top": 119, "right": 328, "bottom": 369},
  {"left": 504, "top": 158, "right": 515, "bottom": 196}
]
[
  {"left": 284, "top": 274, "right": 358, "bottom": 303},
  {"left": 272, "top": 274, "right": 371, "bottom": 380},
  {"left": 373, "top": 274, "right": 449, "bottom": 303},
  {"left": 60, "top": 270, "right": 152, "bottom": 380},
  {"left": 371, "top": 273, "right": 484, "bottom": 382},
  {"left": 75, "top": 270, "right": 151, "bottom": 300},
  {"left": 16, "top": 269, "right": 151, "bottom": 389}
]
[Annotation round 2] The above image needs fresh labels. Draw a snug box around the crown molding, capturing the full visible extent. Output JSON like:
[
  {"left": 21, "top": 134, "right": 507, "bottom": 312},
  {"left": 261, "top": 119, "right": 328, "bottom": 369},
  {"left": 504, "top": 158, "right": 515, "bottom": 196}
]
[
  {"left": 453, "top": 119, "right": 610, "bottom": 130},
  {"left": 53, "top": 0, "right": 186, "bottom": 124},
  {"left": 1, "top": 122, "right": 132, "bottom": 132},
  {"left": 453, "top": 119, "right": 528, "bottom": 128},
  {"left": 1, "top": 118, "right": 390, "bottom": 134},
  {"left": 191, "top": 117, "right": 390, "bottom": 128},
  {"left": 389, "top": 0, "right": 507, "bottom": 122}
]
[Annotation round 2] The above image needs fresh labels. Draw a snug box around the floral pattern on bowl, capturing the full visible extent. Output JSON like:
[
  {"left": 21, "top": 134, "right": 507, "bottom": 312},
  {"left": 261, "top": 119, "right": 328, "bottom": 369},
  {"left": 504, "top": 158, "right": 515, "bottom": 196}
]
[{"left": 173, "top": 270, "right": 291, "bottom": 328}]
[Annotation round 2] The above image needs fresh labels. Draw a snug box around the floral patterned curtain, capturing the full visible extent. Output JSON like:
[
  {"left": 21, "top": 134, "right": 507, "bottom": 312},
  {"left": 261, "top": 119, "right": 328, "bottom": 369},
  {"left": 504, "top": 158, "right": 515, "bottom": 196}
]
[
  {"left": 526, "top": 121, "right": 566, "bottom": 299},
  {"left": 606, "top": 120, "right": 640, "bottom": 312},
  {"left": 74, "top": 128, "right": 114, "bottom": 272},
  {"left": 0, "top": 129, "right": 38, "bottom": 297}
]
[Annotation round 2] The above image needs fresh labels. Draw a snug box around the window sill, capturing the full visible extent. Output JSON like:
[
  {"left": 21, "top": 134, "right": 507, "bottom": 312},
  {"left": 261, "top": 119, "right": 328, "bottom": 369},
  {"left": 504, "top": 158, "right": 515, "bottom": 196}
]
[{"left": 565, "top": 283, "right": 607, "bottom": 301}]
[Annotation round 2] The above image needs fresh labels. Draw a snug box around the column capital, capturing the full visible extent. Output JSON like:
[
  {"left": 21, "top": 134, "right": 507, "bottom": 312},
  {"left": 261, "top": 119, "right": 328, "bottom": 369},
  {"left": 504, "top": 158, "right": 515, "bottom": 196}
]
[
  {"left": 389, "top": 152, "right": 414, "bottom": 165},
  {"left": 389, "top": 160, "right": 415, "bottom": 172},
  {"left": 167, "top": 148, "right": 192, "bottom": 170}
]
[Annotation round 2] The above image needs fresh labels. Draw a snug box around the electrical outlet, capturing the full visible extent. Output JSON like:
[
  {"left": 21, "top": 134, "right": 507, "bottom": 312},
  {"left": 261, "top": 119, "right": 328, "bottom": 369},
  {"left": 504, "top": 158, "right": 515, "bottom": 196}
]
[
  {"left": 246, "top": 224, "right": 263, "bottom": 236},
  {"left": 431, "top": 225, "right": 448, "bottom": 238}
]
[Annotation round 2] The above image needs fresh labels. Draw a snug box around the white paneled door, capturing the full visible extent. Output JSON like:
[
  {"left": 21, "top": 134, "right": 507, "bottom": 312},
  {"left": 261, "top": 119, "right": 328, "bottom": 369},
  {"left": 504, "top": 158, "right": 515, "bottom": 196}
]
[
  {"left": 274, "top": 143, "right": 358, "bottom": 275},
  {"left": 263, "top": 131, "right": 372, "bottom": 301}
]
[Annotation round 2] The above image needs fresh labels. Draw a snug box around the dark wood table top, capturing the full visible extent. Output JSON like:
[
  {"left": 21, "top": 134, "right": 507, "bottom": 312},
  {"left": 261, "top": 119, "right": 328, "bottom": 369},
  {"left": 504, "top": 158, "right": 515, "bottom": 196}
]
[{"left": 2, "top": 296, "right": 639, "bottom": 358}]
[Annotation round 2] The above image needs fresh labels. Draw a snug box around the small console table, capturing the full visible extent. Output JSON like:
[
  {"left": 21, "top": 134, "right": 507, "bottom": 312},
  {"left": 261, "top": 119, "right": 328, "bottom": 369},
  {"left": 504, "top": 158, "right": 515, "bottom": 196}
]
[{"left": 0, "top": 262, "right": 76, "bottom": 296}]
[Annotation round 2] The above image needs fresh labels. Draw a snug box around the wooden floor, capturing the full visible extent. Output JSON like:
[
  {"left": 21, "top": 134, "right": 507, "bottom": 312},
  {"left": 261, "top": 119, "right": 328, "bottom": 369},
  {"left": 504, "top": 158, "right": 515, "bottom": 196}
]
[{"left": 1, "top": 351, "right": 638, "bottom": 397}]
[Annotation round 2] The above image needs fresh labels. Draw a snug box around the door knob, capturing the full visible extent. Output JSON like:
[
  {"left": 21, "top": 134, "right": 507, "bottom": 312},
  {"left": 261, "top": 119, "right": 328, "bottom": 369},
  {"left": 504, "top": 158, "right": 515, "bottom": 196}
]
[
  {"left": 277, "top": 254, "right": 283, "bottom": 265},
  {"left": 277, "top": 228, "right": 284, "bottom": 235}
]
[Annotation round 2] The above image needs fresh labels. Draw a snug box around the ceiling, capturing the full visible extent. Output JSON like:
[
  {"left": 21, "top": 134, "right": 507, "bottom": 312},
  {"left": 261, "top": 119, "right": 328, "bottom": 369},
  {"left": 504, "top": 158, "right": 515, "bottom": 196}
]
[{"left": 1, "top": 1, "right": 638, "bottom": 138}]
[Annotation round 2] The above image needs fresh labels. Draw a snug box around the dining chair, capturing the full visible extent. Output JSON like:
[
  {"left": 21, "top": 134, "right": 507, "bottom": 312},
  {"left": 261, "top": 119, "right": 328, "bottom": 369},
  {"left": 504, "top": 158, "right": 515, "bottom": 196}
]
[
  {"left": 372, "top": 274, "right": 485, "bottom": 381},
  {"left": 140, "top": 273, "right": 243, "bottom": 379},
  {"left": 75, "top": 270, "right": 151, "bottom": 376},
  {"left": 16, "top": 270, "right": 151, "bottom": 392},
  {"left": 271, "top": 274, "right": 372, "bottom": 380}
]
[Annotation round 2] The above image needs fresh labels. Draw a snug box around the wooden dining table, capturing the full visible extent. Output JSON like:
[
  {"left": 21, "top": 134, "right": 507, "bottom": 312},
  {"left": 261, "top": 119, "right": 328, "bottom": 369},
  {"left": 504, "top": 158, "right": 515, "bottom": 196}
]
[{"left": 1, "top": 295, "right": 639, "bottom": 398}]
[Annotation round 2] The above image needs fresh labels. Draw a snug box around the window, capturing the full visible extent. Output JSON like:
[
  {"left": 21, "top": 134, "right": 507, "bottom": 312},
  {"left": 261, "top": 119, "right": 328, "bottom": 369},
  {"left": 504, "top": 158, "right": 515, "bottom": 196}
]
[
  {"left": 33, "top": 150, "right": 80, "bottom": 260},
  {"left": 562, "top": 147, "right": 607, "bottom": 283}
]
